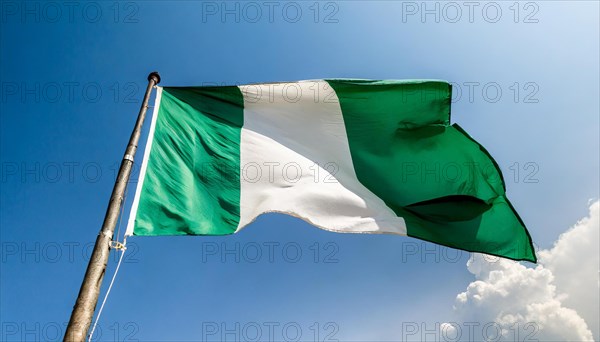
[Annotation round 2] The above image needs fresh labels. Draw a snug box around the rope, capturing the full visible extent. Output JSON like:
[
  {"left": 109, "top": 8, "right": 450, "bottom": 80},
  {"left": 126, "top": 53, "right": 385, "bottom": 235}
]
[
  {"left": 87, "top": 238, "right": 127, "bottom": 342},
  {"left": 88, "top": 155, "right": 135, "bottom": 341}
]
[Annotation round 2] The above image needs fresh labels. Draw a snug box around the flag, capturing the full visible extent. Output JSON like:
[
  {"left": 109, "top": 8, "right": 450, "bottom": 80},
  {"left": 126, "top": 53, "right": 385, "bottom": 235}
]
[{"left": 125, "top": 79, "right": 536, "bottom": 262}]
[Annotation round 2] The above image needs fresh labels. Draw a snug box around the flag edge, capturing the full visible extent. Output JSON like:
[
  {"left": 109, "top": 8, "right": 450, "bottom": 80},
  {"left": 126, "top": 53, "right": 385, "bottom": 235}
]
[{"left": 124, "top": 86, "right": 163, "bottom": 237}]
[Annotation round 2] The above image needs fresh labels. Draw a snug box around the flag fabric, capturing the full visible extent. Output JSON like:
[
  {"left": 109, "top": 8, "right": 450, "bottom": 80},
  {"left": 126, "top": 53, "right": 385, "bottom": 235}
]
[{"left": 125, "top": 79, "right": 536, "bottom": 262}]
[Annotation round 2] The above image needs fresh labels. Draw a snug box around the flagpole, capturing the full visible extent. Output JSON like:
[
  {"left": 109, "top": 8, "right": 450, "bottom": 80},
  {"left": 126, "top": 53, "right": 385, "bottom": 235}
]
[{"left": 64, "top": 72, "right": 161, "bottom": 342}]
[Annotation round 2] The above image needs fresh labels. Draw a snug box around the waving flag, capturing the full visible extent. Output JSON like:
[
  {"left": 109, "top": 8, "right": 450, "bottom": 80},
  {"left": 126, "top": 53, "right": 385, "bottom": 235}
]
[{"left": 125, "top": 79, "right": 536, "bottom": 262}]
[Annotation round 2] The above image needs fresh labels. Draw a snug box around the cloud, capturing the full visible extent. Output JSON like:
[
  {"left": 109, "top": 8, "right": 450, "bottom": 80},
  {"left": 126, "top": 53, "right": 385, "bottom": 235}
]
[
  {"left": 538, "top": 200, "right": 599, "bottom": 339},
  {"left": 445, "top": 200, "right": 599, "bottom": 342}
]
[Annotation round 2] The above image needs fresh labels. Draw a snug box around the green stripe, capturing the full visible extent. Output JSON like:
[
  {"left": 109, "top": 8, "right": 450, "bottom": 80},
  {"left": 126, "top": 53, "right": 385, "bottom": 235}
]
[
  {"left": 327, "top": 79, "right": 536, "bottom": 262},
  {"left": 133, "top": 86, "right": 244, "bottom": 236}
]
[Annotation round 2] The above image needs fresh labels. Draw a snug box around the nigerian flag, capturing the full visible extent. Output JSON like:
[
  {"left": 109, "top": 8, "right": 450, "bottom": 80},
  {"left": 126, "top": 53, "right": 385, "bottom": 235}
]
[{"left": 125, "top": 79, "right": 536, "bottom": 262}]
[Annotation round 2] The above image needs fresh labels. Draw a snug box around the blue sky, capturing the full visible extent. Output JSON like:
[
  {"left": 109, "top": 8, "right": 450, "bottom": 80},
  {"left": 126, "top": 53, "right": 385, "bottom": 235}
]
[{"left": 1, "top": 1, "right": 599, "bottom": 341}]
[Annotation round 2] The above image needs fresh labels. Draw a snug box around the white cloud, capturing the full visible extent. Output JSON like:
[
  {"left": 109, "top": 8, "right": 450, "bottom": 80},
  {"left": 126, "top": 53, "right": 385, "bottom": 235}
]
[
  {"left": 538, "top": 200, "right": 599, "bottom": 339},
  {"left": 445, "top": 200, "right": 599, "bottom": 342}
]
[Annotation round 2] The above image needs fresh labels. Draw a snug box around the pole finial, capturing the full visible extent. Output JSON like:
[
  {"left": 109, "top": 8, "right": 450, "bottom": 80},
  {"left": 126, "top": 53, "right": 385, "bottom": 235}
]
[{"left": 148, "top": 71, "right": 161, "bottom": 84}]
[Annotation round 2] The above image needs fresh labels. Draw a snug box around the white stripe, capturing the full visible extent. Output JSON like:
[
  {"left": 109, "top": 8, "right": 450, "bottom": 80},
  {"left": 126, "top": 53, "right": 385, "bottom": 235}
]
[
  {"left": 125, "top": 87, "right": 163, "bottom": 236},
  {"left": 237, "top": 81, "right": 406, "bottom": 234}
]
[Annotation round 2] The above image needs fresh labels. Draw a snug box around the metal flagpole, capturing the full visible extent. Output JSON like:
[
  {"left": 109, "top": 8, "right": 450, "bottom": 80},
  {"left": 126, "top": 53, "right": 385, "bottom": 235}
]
[{"left": 64, "top": 72, "right": 161, "bottom": 342}]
